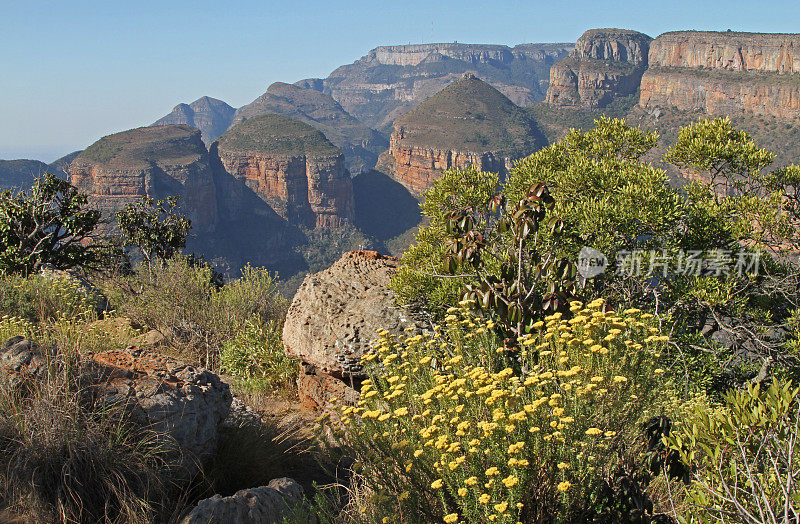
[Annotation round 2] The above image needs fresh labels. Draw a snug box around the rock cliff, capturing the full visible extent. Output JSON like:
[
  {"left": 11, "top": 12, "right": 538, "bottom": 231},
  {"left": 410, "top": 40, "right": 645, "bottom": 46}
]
[
  {"left": 215, "top": 114, "right": 354, "bottom": 228},
  {"left": 297, "top": 42, "right": 572, "bottom": 131},
  {"left": 152, "top": 96, "right": 236, "bottom": 144},
  {"left": 546, "top": 29, "right": 652, "bottom": 108},
  {"left": 380, "top": 74, "right": 545, "bottom": 196},
  {"left": 640, "top": 31, "right": 800, "bottom": 119},
  {"left": 234, "top": 82, "right": 388, "bottom": 174},
  {"left": 69, "top": 125, "right": 218, "bottom": 231}
]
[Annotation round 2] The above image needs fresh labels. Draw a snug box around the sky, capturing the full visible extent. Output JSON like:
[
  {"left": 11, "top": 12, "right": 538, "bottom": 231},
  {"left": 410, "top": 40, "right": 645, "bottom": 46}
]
[{"left": 1, "top": 0, "right": 798, "bottom": 162}]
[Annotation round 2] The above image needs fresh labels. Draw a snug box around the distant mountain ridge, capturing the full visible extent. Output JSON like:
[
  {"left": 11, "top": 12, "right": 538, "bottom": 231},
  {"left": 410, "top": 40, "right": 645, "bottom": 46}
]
[
  {"left": 152, "top": 96, "right": 235, "bottom": 144},
  {"left": 296, "top": 42, "right": 573, "bottom": 131},
  {"left": 0, "top": 151, "right": 80, "bottom": 191}
]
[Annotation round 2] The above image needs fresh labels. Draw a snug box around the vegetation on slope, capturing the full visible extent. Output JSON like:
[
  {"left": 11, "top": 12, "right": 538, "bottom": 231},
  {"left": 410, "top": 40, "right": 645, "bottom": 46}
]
[{"left": 217, "top": 114, "right": 341, "bottom": 158}]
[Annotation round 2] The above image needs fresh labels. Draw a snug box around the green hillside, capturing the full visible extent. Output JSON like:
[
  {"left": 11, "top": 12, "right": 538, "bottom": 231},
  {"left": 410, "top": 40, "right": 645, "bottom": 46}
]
[{"left": 217, "top": 114, "right": 341, "bottom": 158}]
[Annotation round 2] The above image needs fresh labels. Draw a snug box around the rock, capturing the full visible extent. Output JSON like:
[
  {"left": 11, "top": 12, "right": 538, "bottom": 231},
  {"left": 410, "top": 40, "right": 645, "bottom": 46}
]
[
  {"left": 69, "top": 125, "right": 219, "bottom": 233},
  {"left": 639, "top": 31, "right": 800, "bottom": 119},
  {"left": 90, "top": 347, "right": 232, "bottom": 476},
  {"left": 379, "top": 74, "right": 544, "bottom": 196},
  {"left": 39, "top": 264, "right": 109, "bottom": 314},
  {"left": 215, "top": 114, "right": 355, "bottom": 228},
  {"left": 295, "top": 42, "right": 572, "bottom": 130},
  {"left": 283, "top": 251, "right": 421, "bottom": 408},
  {"left": 180, "top": 477, "right": 311, "bottom": 524},
  {"left": 546, "top": 28, "right": 652, "bottom": 108},
  {"left": 152, "top": 96, "right": 236, "bottom": 144},
  {"left": 0, "top": 337, "right": 49, "bottom": 389}
]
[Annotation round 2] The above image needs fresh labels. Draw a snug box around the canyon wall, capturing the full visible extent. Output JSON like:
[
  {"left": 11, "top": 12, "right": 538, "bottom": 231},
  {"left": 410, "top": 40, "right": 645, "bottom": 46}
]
[
  {"left": 69, "top": 125, "right": 218, "bottom": 232},
  {"left": 640, "top": 31, "right": 800, "bottom": 119},
  {"left": 546, "top": 29, "right": 652, "bottom": 108},
  {"left": 215, "top": 114, "right": 354, "bottom": 229}
]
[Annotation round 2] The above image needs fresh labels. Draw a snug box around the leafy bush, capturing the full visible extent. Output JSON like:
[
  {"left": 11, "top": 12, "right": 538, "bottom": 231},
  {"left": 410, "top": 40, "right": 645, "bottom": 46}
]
[
  {"left": 220, "top": 319, "right": 295, "bottom": 394},
  {"left": 666, "top": 379, "right": 800, "bottom": 523},
  {"left": 329, "top": 299, "right": 674, "bottom": 523},
  {"left": 115, "top": 196, "right": 192, "bottom": 269},
  {"left": 103, "top": 257, "right": 288, "bottom": 371}
]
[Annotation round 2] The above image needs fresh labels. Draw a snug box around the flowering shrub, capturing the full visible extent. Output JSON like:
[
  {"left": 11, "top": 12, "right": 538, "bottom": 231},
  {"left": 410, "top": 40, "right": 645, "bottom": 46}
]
[{"left": 330, "top": 299, "right": 673, "bottom": 523}]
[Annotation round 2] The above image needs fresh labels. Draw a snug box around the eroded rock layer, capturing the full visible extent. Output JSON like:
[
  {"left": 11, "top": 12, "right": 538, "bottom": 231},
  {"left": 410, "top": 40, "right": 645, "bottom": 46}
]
[
  {"left": 215, "top": 114, "right": 354, "bottom": 228},
  {"left": 546, "top": 29, "right": 652, "bottom": 107},
  {"left": 381, "top": 74, "right": 544, "bottom": 196},
  {"left": 640, "top": 31, "right": 800, "bottom": 119},
  {"left": 69, "top": 125, "right": 218, "bottom": 231}
]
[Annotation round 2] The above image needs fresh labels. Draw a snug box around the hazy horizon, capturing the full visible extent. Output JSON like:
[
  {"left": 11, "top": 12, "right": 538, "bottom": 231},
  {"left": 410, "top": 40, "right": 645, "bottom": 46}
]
[{"left": 2, "top": 0, "right": 799, "bottom": 163}]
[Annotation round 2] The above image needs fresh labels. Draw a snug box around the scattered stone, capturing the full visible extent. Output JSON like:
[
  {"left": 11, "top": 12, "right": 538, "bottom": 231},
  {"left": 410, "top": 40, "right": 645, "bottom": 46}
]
[
  {"left": 180, "top": 477, "right": 312, "bottom": 524},
  {"left": 0, "top": 337, "right": 49, "bottom": 389}
]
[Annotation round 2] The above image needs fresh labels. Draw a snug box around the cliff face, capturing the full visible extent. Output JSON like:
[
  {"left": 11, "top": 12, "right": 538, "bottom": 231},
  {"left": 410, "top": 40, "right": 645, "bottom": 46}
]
[
  {"left": 297, "top": 42, "right": 572, "bottom": 131},
  {"left": 381, "top": 74, "right": 544, "bottom": 196},
  {"left": 640, "top": 31, "right": 800, "bottom": 119},
  {"left": 234, "top": 82, "right": 388, "bottom": 174},
  {"left": 69, "top": 125, "right": 218, "bottom": 231},
  {"left": 546, "top": 29, "right": 652, "bottom": 107},
  {"left": 215, "top": 114, "right": 354, "bottom": 228},
  {"left": 152, "top": 97, "right": 235, "bottom": 144},
  {"left": 382, "top": 142, "right": 510, "bottom": 196}
]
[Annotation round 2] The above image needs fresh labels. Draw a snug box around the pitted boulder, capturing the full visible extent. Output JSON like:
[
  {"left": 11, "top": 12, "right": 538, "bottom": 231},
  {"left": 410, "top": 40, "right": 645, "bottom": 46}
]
[
  {"left": 283, "top": 250, "right": 422, "bottom": 408},
  {"left": 90, "top": 347, "right": 232, "bottom": 476},
  {"left": 180, "top": 477, "right": 311, "bottom": 524}
]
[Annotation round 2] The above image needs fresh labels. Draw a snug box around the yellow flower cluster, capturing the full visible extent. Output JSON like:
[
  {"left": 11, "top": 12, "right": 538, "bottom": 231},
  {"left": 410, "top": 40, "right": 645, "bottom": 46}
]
[{"left": 332, "top": 298, "right": 670, "bottom": 523}]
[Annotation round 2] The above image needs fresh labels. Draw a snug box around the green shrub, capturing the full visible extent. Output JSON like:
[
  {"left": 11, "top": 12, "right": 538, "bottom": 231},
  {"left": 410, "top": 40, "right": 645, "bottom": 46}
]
[
  {"left": 666, "top": 379, "right": 800, "bottom": 523},
  {"left": 0, "top": 273, "right": 102, "bottom": 324},
  {"left": 220, "top": 319, "right": 295, "bottom": 395},
  {"left": 329, "top": 299, "right": 675, "bottom": 523}
]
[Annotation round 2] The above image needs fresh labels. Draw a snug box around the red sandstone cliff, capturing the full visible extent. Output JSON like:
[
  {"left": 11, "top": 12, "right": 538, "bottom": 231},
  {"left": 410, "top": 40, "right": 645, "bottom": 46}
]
[
  {"left": 215, "top": 114, "right": 354, "bottom": 228},
  {"left": 640, "top": 31, "right": 800, "bottom": 119},
  {"left": 546, "top": 29, "right": 652, "bottom": 108},
  {"left": 69, "top": 125, "right": 218, "bottom": 232},
  {"left": 380, "top": 74, "right": 544, "bottom": 196}
]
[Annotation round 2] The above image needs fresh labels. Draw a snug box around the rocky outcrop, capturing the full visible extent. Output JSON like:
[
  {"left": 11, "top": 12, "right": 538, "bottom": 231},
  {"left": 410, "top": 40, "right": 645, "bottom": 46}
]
[
  {"left": 297, "top": 42, "right": 572, "bottom": 130},
  {"left": 283, "top": 251, "right": 421, "bottom": 409},
  {"left": 640, "top": 31, "right": 800, "bottom": 119},
  {"left": 69, "top": 125, "right": 218, "bottom": 232},
  {"left": 180, "top": 478, "right": 310, "bottom": 524},
  {"left": 234, "top": 82, "right": 388, "bottom": 174},
  {"left": 215, "top": 114, "right": 354, "bottom": 228},
  {"left": 0, "top": 338, "right": 233, "bottom": 477},
  {"left": 381, "top": 143, "right": 510, "bottom": 196},
  {"left": 90, "top": 347, "right": 233, "bottom": 476},
  {"left": 546, "top": 29, "right": 652, "bottom": 107},
  {"left": 153, "top": 96, "right": 236, "bottom": 144},
  {"left": 381, "top": 74, "right": 544, "bottom": 196}
]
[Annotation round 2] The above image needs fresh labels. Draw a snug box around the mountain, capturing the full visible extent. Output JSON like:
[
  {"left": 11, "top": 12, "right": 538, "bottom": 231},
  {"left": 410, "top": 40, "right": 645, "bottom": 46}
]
[
  {"left": 378, "top": 73, "right": 546, "bottom": 195},
  {"left": 546, "top": 28, "right": 652, "bottom": 108},
  {"left": 152, "top": 96, "right": 236, "bottom": 144},
  {"left": 234, "top": 82, "right": 388, "bottom": 174},
  {"left": 215, "top": 114, "right": 354, "bottom": 228},
  {"left": 0, "top": 152, "right": 80, "bottom": 191},
  {"left": 296, "top": 42, "right": 572, "bottom": 132}
]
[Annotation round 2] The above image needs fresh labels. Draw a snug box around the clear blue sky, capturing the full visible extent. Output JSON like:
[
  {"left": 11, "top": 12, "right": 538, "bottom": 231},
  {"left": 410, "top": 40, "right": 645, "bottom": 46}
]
[{"left": 2, "top": 0, "right": 797, "bottom": 162}]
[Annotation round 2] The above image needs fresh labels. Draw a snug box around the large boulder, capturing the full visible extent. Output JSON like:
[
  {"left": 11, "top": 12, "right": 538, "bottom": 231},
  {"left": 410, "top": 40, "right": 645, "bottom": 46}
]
[
  {"left": 283, "top": 250, "right": 421, "bottom": 408},
  {"left": 90, "top": 347, "right": 233, "bottom": 476},
  {"left": 0, "top": 337, "right": 49, "bottom": 389},
  {"left": 180, "top": 477, "right": 311, "bottom": 524}
]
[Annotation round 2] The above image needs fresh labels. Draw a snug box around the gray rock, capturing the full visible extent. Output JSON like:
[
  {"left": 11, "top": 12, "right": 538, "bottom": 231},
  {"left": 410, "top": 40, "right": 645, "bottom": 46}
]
[{"left": 180, "top": 477, "right": 313, "bottom": 524}]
